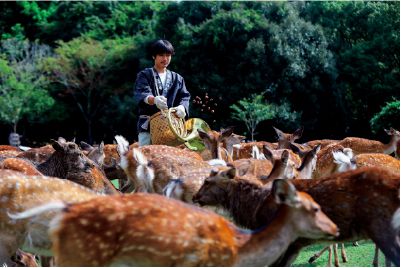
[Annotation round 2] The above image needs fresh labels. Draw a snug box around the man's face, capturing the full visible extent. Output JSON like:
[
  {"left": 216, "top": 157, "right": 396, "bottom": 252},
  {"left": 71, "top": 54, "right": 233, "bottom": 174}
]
[{"left": 154, "top": 53, "right": 172, "bottom": 70}]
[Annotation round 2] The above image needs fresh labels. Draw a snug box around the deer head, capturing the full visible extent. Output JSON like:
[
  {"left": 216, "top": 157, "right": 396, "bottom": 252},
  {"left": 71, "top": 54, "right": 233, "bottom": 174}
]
[{"left": 273, "top": 126, "right": 304, "bottom": 149}]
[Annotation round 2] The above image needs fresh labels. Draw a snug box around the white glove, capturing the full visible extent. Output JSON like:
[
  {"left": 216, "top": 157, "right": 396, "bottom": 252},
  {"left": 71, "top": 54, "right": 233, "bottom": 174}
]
[
  {"left": 154, "top": 96, "right": 168, "bottom": 110},
  {"left": 174, "top": 105, "right": 186, "bottom": 118}
]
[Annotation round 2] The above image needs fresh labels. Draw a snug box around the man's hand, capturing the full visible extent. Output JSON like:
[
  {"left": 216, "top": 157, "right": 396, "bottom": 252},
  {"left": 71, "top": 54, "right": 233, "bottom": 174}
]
[
  {"left": 154, "top": 96, "right": 168, "bottom": 110},
  {"left": 174, "top": 105, "right": 186, "bottom": 118}
]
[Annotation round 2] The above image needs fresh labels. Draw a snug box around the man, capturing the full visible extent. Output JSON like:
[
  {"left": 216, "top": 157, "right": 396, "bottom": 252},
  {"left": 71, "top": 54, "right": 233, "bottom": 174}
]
[{"left": 134, "top": 39, "right": 191, "bottom": 146}]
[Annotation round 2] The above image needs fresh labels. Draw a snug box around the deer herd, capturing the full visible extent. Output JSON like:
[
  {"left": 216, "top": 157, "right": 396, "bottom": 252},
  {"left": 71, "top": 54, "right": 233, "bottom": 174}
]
[{"left": 0, "top": 126, "right": 399, "bottom": 267}]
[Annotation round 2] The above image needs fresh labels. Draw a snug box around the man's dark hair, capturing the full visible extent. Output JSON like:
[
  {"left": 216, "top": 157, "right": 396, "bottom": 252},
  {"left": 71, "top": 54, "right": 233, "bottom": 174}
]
[{"left": 150, "top": 39, "right": 175, "bottom": 57}]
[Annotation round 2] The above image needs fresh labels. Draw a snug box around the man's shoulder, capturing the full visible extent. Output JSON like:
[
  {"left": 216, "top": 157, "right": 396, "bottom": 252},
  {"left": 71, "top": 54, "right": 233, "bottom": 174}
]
[
  {"left": 138, "top": 68, "right": 153, "bottom": 77},
  {"left": 169, "top": 70, "right": 184, "bottom": 80}
]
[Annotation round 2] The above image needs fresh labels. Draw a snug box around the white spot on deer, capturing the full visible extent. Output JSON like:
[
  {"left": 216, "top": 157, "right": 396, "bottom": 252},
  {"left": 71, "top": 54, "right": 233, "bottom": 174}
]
[
  {"left": 0, "top": 196, "right": 8, "bottom": 203},
  {"left": 80, "top": 219, "right": 89, "bottom": 226}
]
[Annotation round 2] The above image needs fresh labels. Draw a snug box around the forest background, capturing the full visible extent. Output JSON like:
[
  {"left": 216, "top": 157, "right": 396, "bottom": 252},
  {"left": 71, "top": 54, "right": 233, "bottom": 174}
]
[{"left": 0, "top": 1, "right": 399, "bottom": 146}]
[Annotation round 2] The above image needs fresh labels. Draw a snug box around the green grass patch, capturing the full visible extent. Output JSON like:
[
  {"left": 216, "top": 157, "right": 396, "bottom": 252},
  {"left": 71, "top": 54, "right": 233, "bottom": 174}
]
[
  {"left": 111, "top": 179, "right": 119, "bottom": 189},
  {"left": 292, "top": 241, "right": 386, "bottom": 267}
]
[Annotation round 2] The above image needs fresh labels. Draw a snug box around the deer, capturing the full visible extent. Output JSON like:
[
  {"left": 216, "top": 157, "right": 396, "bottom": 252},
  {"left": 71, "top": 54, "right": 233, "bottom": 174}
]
[
  {"left": 11, "top": 249, "right": 39, "bottom": 267},
  {"left": 31, "top": 138, "right": 120, "bottom": 195},
  {"left": 164, "top": 144, "right": 319, "bottom": 205},
  {"left": 0, "top": 157, "right": 43, "bottom": 176},
  {"left": 16, "top": 145, "right": 55, "bottom": 165},
  {"left": 193, "top": 166, "right": 400, "bottom": 266},
  {"left": 230, "top": 126, "right": 306, "bottom": 160},
  {"left": 115, "top": 135, "right": 207, "bottom": 193},
  {"left": 335, "top": 128, "right": 400, "bottom": 157},
  {"left": 0, "top": 170, "right": 99, "bottom": 266},
  {"left": 273, "top": 126, "right": 305, "bottom": 149},
  {"left": 196, "top": 127, "right": 236, "bottom": 162},
  {"left": 10, "top": 180, "right": 338, "bottom": 266},
  {"left": 80, "top": 141, "right": 105, "bottom": 168}
]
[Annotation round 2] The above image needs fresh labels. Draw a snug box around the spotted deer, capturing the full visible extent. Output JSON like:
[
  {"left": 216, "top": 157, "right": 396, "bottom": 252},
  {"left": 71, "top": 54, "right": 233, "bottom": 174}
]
[
  {"left": 0, "top": 170, "right": 99, "bottom": 266},
  {"left": 336, "top": 128, "right": 400, "bottom": 156},
  {"left": 80, "top": 141, "right": 105, "bottom": 167},
  {"left": 11, "top": 180, "right": 338, "bottom": 266},
  {"left": 16, "top": 145, "right": 55, "bottom": 165},
  {"left": 197, "top": 127, "right": 236, "bottom": 162},
  {"left": 193, "top": 166, "right": 400, "bottom": 266},
  {"left": 0, "top": 157, "right": 43, "bottom": 176},
  {"left": 115, "top": 135, "right": 206, "bottom": 193},
  {"left": 273, "top": 126, "right": 304, "bottom": 149}
]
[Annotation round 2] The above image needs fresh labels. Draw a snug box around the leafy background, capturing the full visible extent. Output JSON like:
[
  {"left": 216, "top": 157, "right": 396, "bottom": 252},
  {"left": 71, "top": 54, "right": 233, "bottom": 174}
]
[{"left": 0, "top": 1, "right": 399, "bottom": 145}]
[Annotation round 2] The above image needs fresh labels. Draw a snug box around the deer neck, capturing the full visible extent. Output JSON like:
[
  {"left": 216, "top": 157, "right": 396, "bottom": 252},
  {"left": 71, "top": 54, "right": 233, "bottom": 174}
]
[
  {"left": 37, "top": 155, "right": 67, "bottom": 178},
  {"left": 383, "top": 135, "right": 399, "bottom": 155},
  {"left": 224, "top": 180, "right": 270, "bottom": 228},
  {"left": 234, "top": 206, "right": 296, "bottom": 267},
  {"left": 297, "top": 155, "right": 316, "bottom": 179}
]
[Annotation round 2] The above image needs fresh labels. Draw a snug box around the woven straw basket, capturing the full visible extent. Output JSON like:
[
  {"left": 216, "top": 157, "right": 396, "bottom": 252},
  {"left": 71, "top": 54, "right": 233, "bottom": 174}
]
[{"left": 149, "top": 109, "right": 187, "bottom": 146}]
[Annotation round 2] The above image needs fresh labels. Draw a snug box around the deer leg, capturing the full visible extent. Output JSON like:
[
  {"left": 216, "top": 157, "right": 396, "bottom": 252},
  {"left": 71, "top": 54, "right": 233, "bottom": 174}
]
[
  {"left": 40, "top": 256, "right": 55, "bottom": 267},
  {"left": 340, "top": 243, "right": 348, "bottom": 263},
  {"left": 308, "top": 246, "right": 330, "bottom": 263},
  {"left": 333, "top": 243, "right": 340, "bottom": 267},
  {"left": 327, "top": 245, "right": 332, "bottom": 267},
  {"left": 385, "top": 257, "right": 392, "bottom": 267},
  {"left": 372, "top": 245, "right": 380, "bottom": 267},
  {"left": 370, "top": 231, "right": 400, "bottom": 266}
]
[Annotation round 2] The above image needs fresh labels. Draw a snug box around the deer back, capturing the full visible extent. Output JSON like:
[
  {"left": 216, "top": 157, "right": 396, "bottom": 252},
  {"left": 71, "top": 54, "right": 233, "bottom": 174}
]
[
  {"left": 50, "top": 194, "right": 240, "bottom": 266},
  {"left": 354, "top": 153, "right": 400, "bottom": 175},
  {"left": 0, "top": 158, "right": 43, "bottom": 176},
  {"left": 0, "top": 170, "right": 98, "bottom": 260}
]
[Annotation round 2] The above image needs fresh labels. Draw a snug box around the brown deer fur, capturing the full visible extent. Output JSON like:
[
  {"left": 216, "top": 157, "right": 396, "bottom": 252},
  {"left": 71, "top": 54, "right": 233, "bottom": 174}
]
[
  {"left": 0, "top": 170, "right": 98, "bottom": 266},
  {"left": 193, "top": 166, "right": 400, "bottom": 266},
  {"left": 45, "top": 184, "right": 337, "bottom": 266},
  {"left": 0, "top": 158, "right": 43, "bottom": 176},
  {"left": 17, "top": 145, "right": 55, "bottom": 165}
]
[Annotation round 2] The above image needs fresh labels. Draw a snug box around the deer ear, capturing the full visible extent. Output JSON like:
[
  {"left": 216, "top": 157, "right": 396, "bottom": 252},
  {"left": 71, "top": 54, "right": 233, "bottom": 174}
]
[
  {"left": 80, "top": 141, "right": 93, "bottom": 151},
  {"left": 197, "top": 129, "right": 211, "bottom": 140},
  {"left": 289, "top": 142, "right": 304, "bottom": 157},
  {"left": 224, "top": 167, "right": 236, "bottom": 179},
  {"left": 293, "top": 126, "right": 304, "bottom": 140},
  {"left": 51, "top": 139, "right": 65, "bottom": 152},
  {"left": 58, "top": 137, "right": 67, "bottom": 144},
  {"left": 313, "top": 144, "right": 321, "bottom": 155},
  {"left": 262, "top": 145, "right": 273, "bottom": 162},
  {"left": 209, "top": 168, "right": 219, "bottom": 177},
  {"left": 272, "top": 179, "right": 300, "bottom": 207},
  {"left": 99, "top": 141, "right": 105, "bottom": 152},
  {"left": 273, "top": 126, "right": 284, "bottom": 139},
  {"left": 221, "top": 127, "right": 234, "bottom": 138}
]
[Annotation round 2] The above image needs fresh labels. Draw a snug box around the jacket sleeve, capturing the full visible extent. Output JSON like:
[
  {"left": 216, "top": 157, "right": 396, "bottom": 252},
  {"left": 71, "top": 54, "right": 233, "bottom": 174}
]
[
  {"left": 134, "top": 70, "right": 153, "bottom": 106},
  {"left": 178, "top": 78, "right": 191, "bottom": 117}
]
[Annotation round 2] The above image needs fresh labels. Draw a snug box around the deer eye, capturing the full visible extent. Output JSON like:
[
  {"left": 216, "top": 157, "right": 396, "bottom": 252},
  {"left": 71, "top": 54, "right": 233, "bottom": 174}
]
[{"left": 313, "top": 206, "right": 320, "bottom": 212}]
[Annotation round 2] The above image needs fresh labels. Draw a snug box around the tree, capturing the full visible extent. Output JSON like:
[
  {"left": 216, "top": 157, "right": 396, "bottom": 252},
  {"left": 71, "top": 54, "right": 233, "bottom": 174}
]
[
  {"left": 42, "top": 36, "right": 137, "bottom": 143},
  {"left": 0, "top": 39, "right": 54, "bottom": 135},
  {"left": 230, "top": 94, "right": 296, "bottom": 141},
  {"left": 370, "top": 99, "right": 400, "bottom": 135}
]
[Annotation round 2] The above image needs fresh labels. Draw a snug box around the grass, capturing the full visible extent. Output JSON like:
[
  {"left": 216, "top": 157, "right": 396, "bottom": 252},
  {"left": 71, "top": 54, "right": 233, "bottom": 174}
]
[{"left": 292, "top": 241, "right": 386, "bottom": 267}]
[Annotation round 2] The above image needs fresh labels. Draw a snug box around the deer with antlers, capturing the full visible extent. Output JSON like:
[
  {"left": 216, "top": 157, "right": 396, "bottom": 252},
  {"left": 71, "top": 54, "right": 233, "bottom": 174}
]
[{"left": 10, "top": 180, "right": 338, "bottom": 266}]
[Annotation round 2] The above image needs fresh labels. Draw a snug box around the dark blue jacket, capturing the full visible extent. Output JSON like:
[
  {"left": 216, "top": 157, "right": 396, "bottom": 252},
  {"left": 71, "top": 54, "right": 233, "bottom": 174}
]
[{"left": 134, "top": 68, "right": 191, "bottom": 132}]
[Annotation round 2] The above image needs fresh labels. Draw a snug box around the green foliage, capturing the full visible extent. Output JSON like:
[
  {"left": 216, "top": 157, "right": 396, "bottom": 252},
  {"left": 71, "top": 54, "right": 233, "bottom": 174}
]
[
  {"left": 42, "top": 36, "right": 137, "bottom": 143},
  {"left": 0, "top": 39, "right": 54, "bottom": 132},
  {"left": 0, "top": 1, "right": 398, "bottom": 144},
  {"left": 370, "top": 99, "right": 400, "bottom": 134},
  {"left": 231, "top": 93, "right": 299, "bottom": 141}
]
